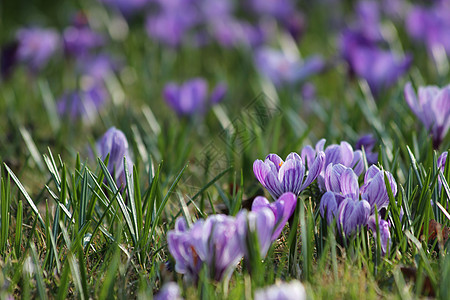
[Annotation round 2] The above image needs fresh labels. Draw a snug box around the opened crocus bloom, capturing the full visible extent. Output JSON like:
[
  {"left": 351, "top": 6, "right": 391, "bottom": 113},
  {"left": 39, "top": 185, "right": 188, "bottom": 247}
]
[{"left": 253, "top": 152, "right": 325, "bottom": 199}]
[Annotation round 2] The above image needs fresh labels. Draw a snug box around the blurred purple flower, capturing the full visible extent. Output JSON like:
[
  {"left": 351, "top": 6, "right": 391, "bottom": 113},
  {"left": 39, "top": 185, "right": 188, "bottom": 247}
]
[
  {"left": 253, "top": 152, "right": 325, "bottom": 199},
  {"left": 301, "top": 82, "right": 316, "bottom": 101},
  {"left": 167, "top": 215, "right": 243, "bottom": 282},
  {"left": 163, "top": 78, "right": 226, "bottom": 116},
  {"left": 154, "top": 282, "right": 183, "bottom": 300},
  {"left": 251, "top": 192, "right": 298, "bottom": 240},
  {"left": 254, "top": 280, "right": 306, "bottom": 300},
  {"left": 15, "top": 27, "right": 60, "bottom": 72},
  {"left": 145, "top": 4, "right": 199, "bottom": 47},
  {"left": 355, "top": 134, "right": 378, "bottom": 165},
  {"left": 236, "top": 207, "right": 275, "bottom": 259},
  {"left": 247, "top": 0, "right": 295, "bottom": 19},
  {"left": 56, "top": 83, "right": 108, "bottom": 122},
  {"left": 76, "top": 54, "right": 117, "bottom": 82},
  {"left": 354, "top": 1, "right": 382, "bottom": 42},
  {"left": 96, "top": 127, "right": 133, "bottom": 187},
  {"left": 360, "top": 165, "right": 397, "bottom": 214},
  {"left": 404, "top": 82, "right": 450, "bottom": 148},
  {"left": 255, "top": 47, "right": 325, "bottom": 86},
  {"left": 368, "top": 215, "right": 391, "bottom": 256},
  {"left": 406, "top": 2, "right": 450, "bottom": 56},
  {"left": 63, "top": 25, "right": 103, "bottom": 57},
  {"left": 210, "top": 18, "right": 267, "bottom": 48},
  {"left": 341, "top": 30, "right": 411, "bottom": 95}
]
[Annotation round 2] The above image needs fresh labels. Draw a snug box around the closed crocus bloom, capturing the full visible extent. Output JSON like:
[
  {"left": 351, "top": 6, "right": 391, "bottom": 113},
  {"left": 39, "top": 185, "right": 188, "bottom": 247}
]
[
  {"left": 253, "top": 152, "right": 325, "bottom": 199},
  {"left": 236, "top": 207, "right": 275, "bottom": 259},
  {"left": 254, "top": 280, "right": 306, "bottom": 300},
  {"left": 360, "top": 165, "right": 397, "bottom": 214},
  {"left": 168, "top": 215, "right": 243, "bottom": 282},
  {"left": 251, "top": 193, "right": 297, "bottom": 240},
  {"left": 404, "top": 82, "right": 450, "bottom": 148},
  {"left": 324, "top": 164, "right": 360, "bottom": 199},
  {"left": 368, "top": 216, "right": 391, "bottom": 256},
  {"left": 96, "top": 127, "right": 133, "bottom": 187},
  {"left": 319, "top": 191, "right": 339, "bottom": 224},
  {"left": 337, "top": 198, "right": 371, "bottom": 236},
  {"left": 154, "top": 282, "right": 183, "bottom": 300},
  {"left": 15, "top": 27, "right": 60, "bottom": 72}
]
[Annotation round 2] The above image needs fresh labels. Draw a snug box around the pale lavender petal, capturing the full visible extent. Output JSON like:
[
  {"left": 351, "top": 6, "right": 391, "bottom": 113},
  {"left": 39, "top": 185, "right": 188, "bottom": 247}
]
[
  {"left": 340, "top": 168, "right": 360, "bottom": 200},
  {"left": 278, "top": 158, "right": 305, "bottom": 195}
]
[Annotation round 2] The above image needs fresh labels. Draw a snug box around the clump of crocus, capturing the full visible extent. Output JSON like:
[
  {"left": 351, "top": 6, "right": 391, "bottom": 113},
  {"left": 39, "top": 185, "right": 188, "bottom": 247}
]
[
  {"left": 301, "top": 139, "right": 367, "bottom": 191},
  {"left": 355, "top": 134, "right": 378, "bottom": 165},
  {"left": 163, "top": 78, "right": 226, "bottom": 117},
  {"left": 254, "top": 280, "right": 306, "bottom": 300},
  {"left": 404, "top": 82, "right": 450, "bottom": 148},
  {"left": 154, "top": 282, "right": 183, "bottom": 300},
  {"left": 368, "top": 215, "right": 391, "bottom": 256},
  {"left": 167, "top": 215, "right": 243, "bottom": 282},
  {"left": 319, "top": 164, "right": 397, "bottom": 236},
  {"left": 254, "top": 47, "right": 324, "bottom": 87},
  {"left": 96, "top": 127, "right": 133, "bottom": 188},
  {"left": 253, "top": 152, "right": 325, "bottom": 199}
]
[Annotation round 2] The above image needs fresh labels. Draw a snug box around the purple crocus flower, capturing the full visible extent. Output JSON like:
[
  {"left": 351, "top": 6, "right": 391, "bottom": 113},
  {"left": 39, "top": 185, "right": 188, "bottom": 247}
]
[
  {"left": 253, "top": 152, "right": 325, "bottom": 199},
  {"left": 163, "top": 78, "right": 227, "bottom": 116},
  {"left": 368, "top": 215, "right": 391, "bottom": 256},
  {"left": 96, "top": 127, "right": 134, "bottom": 187},
  {"left": 338, "top": 197, "right": 371, "bottom": 236},
  {"left": 319, "top": 192, "right": 339, "bottom": 224},
  {"left": 15, "top": 27, "right": 60, "bottom": 72},
  {"left": 56, "top": 83, "right": 108, "bottom": 122},
  {"left": 167, "top": 215, "right": 243, "bottom": 282},
  {"left": 404, "top": 82, "right": 450, "bottom": 148},
  {"left": 254, "top": 280, "right": 306, "bottom": 300},
  {"left": 302, "top": 139, "right": 366, "bottom": 191},
  {"left": 236, "top": 207, "right": 275, "bottom": 259},
  {"left": 154, "top": 282, "right": 183, "bottom": 300},
  {"left": 341, "top": 30, "right": 412, "bottom": 95},
  {"left": 254, "top": 47, "right": 325, "bottom": 86},
  {"left": 251, "top": 192, "right": 298, "bottom": 240},
  {"left": 360, "top": 165, "right": 397, "bottom": 213},
  {"left": 355, "top": 134, "right": 378, "bottom": 165}
]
